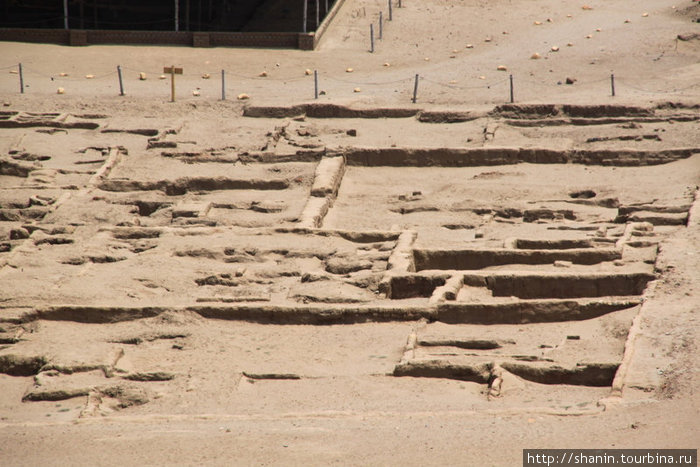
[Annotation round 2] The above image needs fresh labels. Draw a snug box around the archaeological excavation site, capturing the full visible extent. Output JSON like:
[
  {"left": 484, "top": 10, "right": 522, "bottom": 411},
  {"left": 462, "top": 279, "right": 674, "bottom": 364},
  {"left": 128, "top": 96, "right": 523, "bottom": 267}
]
[{"left": 0, "top": 0, "right": 698, "bottom": 465}]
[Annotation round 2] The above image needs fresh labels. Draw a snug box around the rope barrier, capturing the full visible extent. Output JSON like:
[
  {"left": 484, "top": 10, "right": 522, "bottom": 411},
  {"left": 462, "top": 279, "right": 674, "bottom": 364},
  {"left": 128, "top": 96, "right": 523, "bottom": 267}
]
[
  {"left": 324, "top": 75, "right": 413, "bottom": 86},
  {"left": 3, "top": 62, "right": 699, "bottom": 100},
  {"left": 421, "top": 76, "right": 509, "bottom": 90},
  {"left": 615, "top": 79, "right": 700, "bottom": 94}
]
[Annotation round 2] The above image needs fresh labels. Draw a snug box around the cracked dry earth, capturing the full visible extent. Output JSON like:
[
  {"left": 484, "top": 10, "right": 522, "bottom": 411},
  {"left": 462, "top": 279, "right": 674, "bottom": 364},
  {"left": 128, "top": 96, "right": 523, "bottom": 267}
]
[{"left": 0, "top": 102, "right": 698, "bottom": 466}]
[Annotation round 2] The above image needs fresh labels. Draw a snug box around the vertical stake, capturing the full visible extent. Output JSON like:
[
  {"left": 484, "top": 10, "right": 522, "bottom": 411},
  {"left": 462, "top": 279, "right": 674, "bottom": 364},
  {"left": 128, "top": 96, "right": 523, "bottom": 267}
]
[
  {"left": 170, "top": 65, "right": 176, "bottom": 102},
  {"left": 63, "top": 0, "right": 69, "bottom": 29},
  {"left": 398, "top": 0, "right": 402, "bottom": 8},
  {"left": 302, "top": 0, "right": 308, "bottom": 33},
  {"left": 370, "top": 24, "right": 374, "bottom": 53},
  {"left": 412, "top": 74, "right": 419, "bottom": 103},
  {"left": 117, "top": 65, "right": 124, "bottom": 96},
  {"left": 379, "top": 12, "right": 383, "bottom": 40},
  {"left": 221, "top": 69, "right": 226, "bottom": 100},
  {"left": 174, "top": 0, "right": 179, "bottom": 31},
  {"left": 388, "top": 0, "right": 393, "bottom": 20},
  {"left": 19, "top": 63, "right": 24, "bottom": 94},
  {"left": 611, "top": 73, "right": 615, "bottom": 97},
  {"left": 325, "top": 0, "right": 329, "bottom": 14},
  {"left": 314, "top": 70, "right": 319, "bottom": 99},
  {"left": 316, "top": 0, "right": 320, "bottom": 28},
  {"left": 509, "top": 74, "right": 514, "bottom": 103}
]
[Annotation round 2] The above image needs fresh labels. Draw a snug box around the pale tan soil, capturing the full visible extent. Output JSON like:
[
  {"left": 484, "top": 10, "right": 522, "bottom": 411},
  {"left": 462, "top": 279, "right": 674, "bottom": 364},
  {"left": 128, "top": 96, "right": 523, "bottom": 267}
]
[{"left": 0, "top": 0, "right": 699, "bottom": 465}]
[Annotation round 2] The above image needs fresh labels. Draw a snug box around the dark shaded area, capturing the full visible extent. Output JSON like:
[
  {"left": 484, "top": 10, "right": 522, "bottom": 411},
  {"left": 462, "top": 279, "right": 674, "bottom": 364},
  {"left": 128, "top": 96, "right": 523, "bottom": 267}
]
[{"left": 0, "top": 0, "right": 336, "bottom": 32}]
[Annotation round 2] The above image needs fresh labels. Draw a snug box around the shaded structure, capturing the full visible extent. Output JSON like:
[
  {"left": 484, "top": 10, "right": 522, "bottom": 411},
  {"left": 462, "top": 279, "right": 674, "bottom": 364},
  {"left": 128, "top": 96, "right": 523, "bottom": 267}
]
[{"left": 0, "top": 0, "right": 341, "bottom": 49}]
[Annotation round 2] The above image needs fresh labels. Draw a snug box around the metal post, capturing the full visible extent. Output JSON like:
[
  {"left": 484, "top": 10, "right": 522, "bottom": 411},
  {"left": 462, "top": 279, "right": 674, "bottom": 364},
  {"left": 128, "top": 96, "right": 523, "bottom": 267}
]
[
  {"left": 398, "top": 0, "right": 402, "bottom": 8},
  {"left": 171, "top": 65, "right": 176, "bottom": 102},
  {"left": 379, "top": 12, "right": 383, "bottom": 40},
  {"left": 174, "top": 0, "right": 179, "bottom": 31},
  {"left": 509, "top": 74, "right": 514, "bottom": 103},
  {"left": 412, "top": 74, "right": 419, "bottom": 103},
  {"left": 315, "top": 0, "right": 320, "bottom": 28},
  {"left": 388, "top": 0, "right": 392, "bottom": 20},
  {"left": 221, "top": 69, "right": 226, "bottom": 100},
  {"left": 117, "top": 65, "right": 124, "bottom": 96},
  {"left": 611, "top": 73, "right": 615, "bottom": 97},
  {"left": 314, "top": 70, "right": 319, "bottom": 99},
  {"left": 325, "top": 0, "right": 329, "bottom": 14},
  {"left": 19, "top": 63, "right": 24, "bottom": 94},
  {"left": 370, "top": 24, "right": 374, "bottom": 53},
  {"left": 302, "top": 0, "right": 308, "bottom": 33},
  {"left": 63, "top": 0, "right": 69, "bottom": 29}
]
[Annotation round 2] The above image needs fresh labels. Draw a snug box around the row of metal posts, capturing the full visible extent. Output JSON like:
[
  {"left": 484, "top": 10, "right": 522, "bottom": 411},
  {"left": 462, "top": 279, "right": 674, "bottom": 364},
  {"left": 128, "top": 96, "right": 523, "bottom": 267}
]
[
  {"left": 11, "top": 64, "right": 619, "bottom": 102},
  {"left": 370, "top": 0, "right": 401, "bottom": 53}
]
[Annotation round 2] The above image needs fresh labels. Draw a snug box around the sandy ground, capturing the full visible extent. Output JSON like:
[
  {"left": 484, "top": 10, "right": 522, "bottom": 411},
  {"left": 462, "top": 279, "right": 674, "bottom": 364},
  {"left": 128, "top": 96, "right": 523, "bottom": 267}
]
[{"left": 0, "top": 0, "right": 699, "bottom": 465}]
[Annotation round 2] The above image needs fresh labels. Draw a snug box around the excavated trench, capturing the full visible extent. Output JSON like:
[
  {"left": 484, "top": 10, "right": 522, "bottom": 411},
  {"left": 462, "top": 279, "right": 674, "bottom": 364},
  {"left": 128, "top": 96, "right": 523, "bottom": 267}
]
[{"left": 413, "top": 248, "right": 620, "bottom": 270}]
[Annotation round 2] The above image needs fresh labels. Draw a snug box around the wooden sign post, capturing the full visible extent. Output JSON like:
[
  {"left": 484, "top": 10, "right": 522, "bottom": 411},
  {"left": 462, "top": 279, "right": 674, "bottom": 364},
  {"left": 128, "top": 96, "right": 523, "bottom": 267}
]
[{"left": 164, "top": 65, "right": 183, "bottom": 102}]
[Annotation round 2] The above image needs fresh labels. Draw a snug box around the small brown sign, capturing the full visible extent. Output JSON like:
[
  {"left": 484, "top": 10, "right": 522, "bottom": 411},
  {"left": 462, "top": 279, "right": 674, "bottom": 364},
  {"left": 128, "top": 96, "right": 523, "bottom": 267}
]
[{"left": 163, "top": 67, "right": 183, "bottom": 74}]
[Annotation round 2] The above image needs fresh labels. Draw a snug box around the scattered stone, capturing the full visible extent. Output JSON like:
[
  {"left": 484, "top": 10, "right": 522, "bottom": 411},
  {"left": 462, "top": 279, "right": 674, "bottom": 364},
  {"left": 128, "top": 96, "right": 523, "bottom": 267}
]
[
  {"left": 565, "top": 77, "right": 577, "bottom": 85},
  {"left": 624, "top": 19, "right": 631, "bottom": 23},
  {"left": 301, "top": 272, "right": 332, "bottom": 283},
  {"left": 159, "top": 75, "right": 166, "bottom": 80},
  {"left": 551, "top": 46, "right": 560, "bottom": 52},
  {"left": 567, "top": 42, "right": 574, "bottom": 47},
  {"left": 192, "top": 90, "right": 200, "bottom": 96},
  {"left": 57, "top": 88, "right": 65, "bottom": 94},
  {"left": 554, "top": 260, "right": 573, "bottom": 268},
  {"left": 202, "top": 73, "right": 210, "bottom": 79},
  {"left": 353, "top": 87, "right": 361, "bottom": 93},
  {"left": 466, "top": 44, "right": 474, "bottom": 48},
  {"left": 613, "top": 259, "right": 625, "bottom": 266},
  {"left": 596, "top": 28, "right": 602, "bottom": 32},
  {"left": 585, "top": 34, "right": 593, "bottom": 39},
  {"left": 9, "top": 228, "right": 30, "bottom": 240},
  {"left": 59, "top": 72, "right": 68, "bottom": 77},
  {"left": 139, "top": 72, "right": 147, "bottom": 80},
  {"left": 259, "top": 71, "right": 268, "bottom": 77},
  {"left": 474, "top": 229, "right": 484, "bottom": 239},
  {"left": 346, "top": 129, "right": 357, "bottom": 136},
  {"left": 424, "top": 57, "right": 430, "bottom": 61},
  {"left": 383, "top": 63, "right": 391, "bottom": 67},
  {"left": 237, "top": 93, "right": 250, "bottom": 100},
  {"left": 582, "top": 5, "right": 593, "bottom": 10},
  {"left": 325, "top": 257, "right": 372, "bottom": 275},
  {"left": 497, "top": 65, "right": 508, "bottom": 71},
  {"left": 566, "top": 335, "right": 580, "bottom": 340},
  {"left": 677, "top": 33, "right": 699, "bottom": 41},
  {"left": 346, "top": 67, "right": 354, "bottom": 73},
  {"left": 642, "top": 12, "right": 648, "bottom": 17},
  {"left": 305, "top": 69, "right": 313, "bottom": 75},
  {"left": 123, "top": 372, "right": 175, "bottom": 382},
  {"left": 484, "top": 37, "right": 492, "bottom": 42},
  {"left": 546, "top": 18, "right": 554, "bottom": 22},
  {"left": 85, "top": 74, "right": 95, "bottom": 79},
  {"left": 531, "top": 53, "right": 542, "bottom": 59}
]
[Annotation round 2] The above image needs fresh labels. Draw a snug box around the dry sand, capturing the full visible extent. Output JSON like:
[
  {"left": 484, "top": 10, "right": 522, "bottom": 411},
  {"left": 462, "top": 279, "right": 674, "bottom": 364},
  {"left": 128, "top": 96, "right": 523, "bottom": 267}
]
[{"left": 0, "top": 0, "right": 699, "bottom": 465}]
